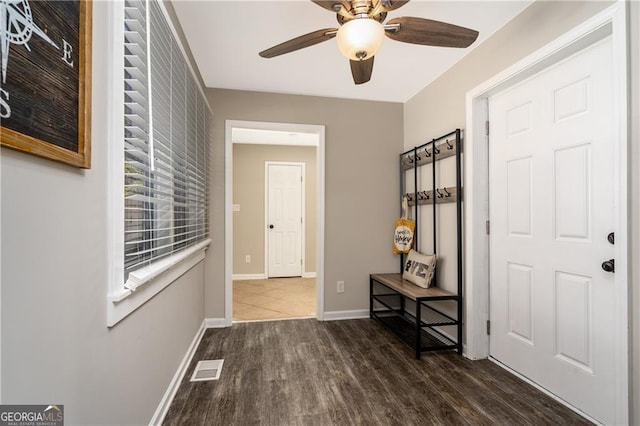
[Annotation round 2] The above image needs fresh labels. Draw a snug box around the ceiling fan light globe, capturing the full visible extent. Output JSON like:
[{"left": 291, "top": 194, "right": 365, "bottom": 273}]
[{"left": 336, "top": 18, "right": 384, "bottom": 61}]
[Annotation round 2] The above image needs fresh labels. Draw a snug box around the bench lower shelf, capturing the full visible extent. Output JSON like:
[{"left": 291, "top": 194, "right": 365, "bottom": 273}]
[
  {"left": 372, "top": 311, "right": 458, "bottom": 351},
  {"left": 370, "top": 273, "right": 462, "bottom": 359}
]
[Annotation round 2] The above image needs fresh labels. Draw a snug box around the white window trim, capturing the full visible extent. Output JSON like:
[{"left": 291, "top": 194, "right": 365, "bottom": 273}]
[
  {"left": 112, "top": 239, "right": 211, "bottom": 302},
  {"left": 106, "top": 0, "right": 211, "bottom": 327}
]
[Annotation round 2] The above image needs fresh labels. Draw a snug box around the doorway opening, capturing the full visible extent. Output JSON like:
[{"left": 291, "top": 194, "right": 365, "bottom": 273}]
[{"left": 225, "top": 121, "right": 325, "bottom": 324}]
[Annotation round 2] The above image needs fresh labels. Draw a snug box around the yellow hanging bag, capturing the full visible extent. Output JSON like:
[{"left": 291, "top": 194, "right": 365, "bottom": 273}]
[{"left": 393, "top": 196, "right": 415, "bottom": 254}]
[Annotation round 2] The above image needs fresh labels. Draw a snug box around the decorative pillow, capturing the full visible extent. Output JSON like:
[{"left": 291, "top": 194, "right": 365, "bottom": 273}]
[{"left": 402, "top": 249, "right": 436, "bottom": 288}]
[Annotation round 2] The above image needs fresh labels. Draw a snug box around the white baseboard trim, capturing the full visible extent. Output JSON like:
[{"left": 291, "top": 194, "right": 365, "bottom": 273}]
[
  {"left": 232, "top": 273, "right": 267, "bottom": 280},
  {"left": 301, "top": 272, "right": 317, "bottom": 278},
  {"left": 204, "top": 318, "right": 228, "bottom": 328},
  {"left": 149, "top": 319, "right": 206, "bottom": 426},
  {"left": 322, "top": 309, "right": 370, "bottom": 321}
]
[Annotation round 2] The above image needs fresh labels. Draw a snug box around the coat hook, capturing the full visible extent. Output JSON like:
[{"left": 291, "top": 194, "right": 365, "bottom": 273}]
[
  {"left": 436, "top": 188, "right": 444, "bottom": 198},
  {"left": 433, "top": 146, "right": 440, "bottom": 155},
  {"left": 446, "top": 140, "right": 453, "bottom": 150},
  {"left": 424, "top": 147, "right": 431, "bottom": 158},
  {"left": 407, "top": 155, "right": 414, "bottom": 164},
  {"left": 443, "top": 187, "right": 451, "bottom": 197}
]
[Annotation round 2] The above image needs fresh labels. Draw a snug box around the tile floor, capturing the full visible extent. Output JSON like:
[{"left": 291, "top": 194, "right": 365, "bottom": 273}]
[{"left": 232, "top": 277, "right": 316, "bottom": 321}]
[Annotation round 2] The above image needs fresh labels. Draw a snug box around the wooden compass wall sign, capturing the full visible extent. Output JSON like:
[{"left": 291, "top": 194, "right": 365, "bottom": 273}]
[{"left": 0, "top": 0, "right": 92, "bottom": 168}]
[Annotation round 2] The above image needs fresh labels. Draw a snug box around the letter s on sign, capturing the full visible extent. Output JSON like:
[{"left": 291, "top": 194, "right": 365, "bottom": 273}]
[{"left": 0, "top": 88, "right": 10, "bottom": 119}]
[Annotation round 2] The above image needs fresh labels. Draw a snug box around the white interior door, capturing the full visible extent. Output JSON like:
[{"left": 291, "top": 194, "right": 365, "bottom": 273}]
[
  {"left": 489, "top": 37, "right": 616, "bottom": 424},
  {"left": 267, "top": 163, "right": 302, "bottom": 278}
]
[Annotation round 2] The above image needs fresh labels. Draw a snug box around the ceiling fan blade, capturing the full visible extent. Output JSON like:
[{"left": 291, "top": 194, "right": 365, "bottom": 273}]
[
  {"left": 259, "top": 29, "right": 338, "bottom": 58},
  {"left": 350, "top": 57, "right": 374, "bottom": 85},
  {"left": 386, "top": 17, "right": 479, "bottom": 48}
]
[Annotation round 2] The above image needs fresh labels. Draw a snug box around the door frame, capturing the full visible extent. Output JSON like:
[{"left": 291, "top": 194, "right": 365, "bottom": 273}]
[
  {"left": 464, "top": 2, "right": 628, "bottom": 423},
  {"left": 225, "top": 120, "right": 326, "bottom": 324},
  {"left": 264, "top": 161, "right": 306, "bottom": 278}
]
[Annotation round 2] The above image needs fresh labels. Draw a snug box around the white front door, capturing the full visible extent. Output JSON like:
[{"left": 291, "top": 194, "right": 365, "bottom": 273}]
[
  {"left": 267, "top": 163, "right": 303, "bottom": 278},
  {"left": 489, "top": 37, "right": 616, "bottom": 424}
]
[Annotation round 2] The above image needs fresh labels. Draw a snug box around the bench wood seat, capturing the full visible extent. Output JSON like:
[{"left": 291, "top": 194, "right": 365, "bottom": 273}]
[{"left": 370, "top": 273, "right": 456, "bottom": 301}]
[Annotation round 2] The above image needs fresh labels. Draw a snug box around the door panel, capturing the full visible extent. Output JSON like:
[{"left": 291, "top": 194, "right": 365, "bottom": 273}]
[
  {"left": 506, "top": 157, "right": 532, "bottom": 236},
  {"left": 507, "top": 262, "right": 534, "bottom": 344},
  {"left": 554, "top": 144, "right": 591, "bottom": 241},
  {"left": 489, "top": 37, "right": 615, "bottom": 424},
  {"left": 554, "top": 270, "right": 593, "bottom": 372}
]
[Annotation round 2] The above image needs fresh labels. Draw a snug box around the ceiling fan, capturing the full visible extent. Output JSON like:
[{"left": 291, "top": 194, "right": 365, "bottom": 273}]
[{"left": 259, "top": 0, "right": 479, "bottom": 85}]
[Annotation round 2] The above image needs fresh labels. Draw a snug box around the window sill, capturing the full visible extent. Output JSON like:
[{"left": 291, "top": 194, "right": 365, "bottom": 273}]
[{"left": 107, "top": 239, "right": 211, "bottom": 327}]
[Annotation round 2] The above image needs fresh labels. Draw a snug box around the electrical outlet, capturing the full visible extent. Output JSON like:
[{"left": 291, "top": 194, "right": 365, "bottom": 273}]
[
  {"left": 245, "top": 255, "right": 251, "bottom": 263},
  {"left": 337, "top": 280, "right": 345, "bottom": 293}
]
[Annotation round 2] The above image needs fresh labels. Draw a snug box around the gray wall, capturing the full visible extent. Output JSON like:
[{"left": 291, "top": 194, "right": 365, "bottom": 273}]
[
  {"left": 0, "top": 2, "right": 205, "bottom": 423},
  {"left": 233, "top": 144, "right": 317, "bottom": 275},
  {"left": 403, "top": 1, "right": 639, "bottom": 422},
  {"left": 205, "top": 89, "right": 403, "bottom": 316}
]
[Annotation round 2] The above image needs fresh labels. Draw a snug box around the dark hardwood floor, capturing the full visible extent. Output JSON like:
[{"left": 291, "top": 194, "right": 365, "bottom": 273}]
[{"left": 163, "top": 319, "right": 590, "bottom": 425}]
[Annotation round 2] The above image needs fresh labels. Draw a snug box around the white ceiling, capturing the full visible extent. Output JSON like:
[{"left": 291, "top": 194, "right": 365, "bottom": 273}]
[{"left": 171, "top": 0, "right": 532, "bottom": 103}]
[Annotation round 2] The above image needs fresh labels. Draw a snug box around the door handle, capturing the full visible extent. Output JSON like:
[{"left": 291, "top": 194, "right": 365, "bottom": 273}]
[
  {"left": 269, "top": 224, "right": 274, "bottom": 229},
  {"left": 601, "top": 259, "right": 615, "bottom": 273}
]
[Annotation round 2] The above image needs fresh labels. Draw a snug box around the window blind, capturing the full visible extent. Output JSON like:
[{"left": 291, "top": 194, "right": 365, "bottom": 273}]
[{"left": 123, "top": 0, "right": 210, "bottom": 278}]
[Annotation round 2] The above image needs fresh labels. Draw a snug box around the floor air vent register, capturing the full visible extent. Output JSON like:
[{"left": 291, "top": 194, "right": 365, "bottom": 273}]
[{"left": 190, "top": 359, "right": 224, "bottom": 382}]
